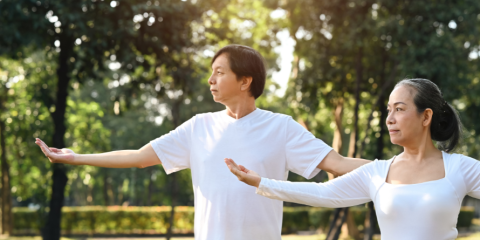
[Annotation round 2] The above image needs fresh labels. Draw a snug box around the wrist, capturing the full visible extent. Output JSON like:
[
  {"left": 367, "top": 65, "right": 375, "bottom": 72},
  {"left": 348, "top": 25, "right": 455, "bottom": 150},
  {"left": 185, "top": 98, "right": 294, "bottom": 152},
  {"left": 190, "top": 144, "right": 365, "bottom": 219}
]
[
  {"left": 254, "top": 177, "right": 262, "bottom": 188},
  {"left": 73, "top": 153, "right": 83, "bottom": 165}
]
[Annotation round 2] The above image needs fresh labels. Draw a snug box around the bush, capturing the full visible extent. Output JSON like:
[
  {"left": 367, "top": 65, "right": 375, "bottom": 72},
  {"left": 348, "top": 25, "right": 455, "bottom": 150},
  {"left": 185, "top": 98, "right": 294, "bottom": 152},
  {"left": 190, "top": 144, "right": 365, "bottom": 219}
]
[
  {"left": 13, "top": 206, "right": 194, "bottom": 235},
  {"left": 12, "top": 205, "right": 475, "bottom": 235},
  {"left": 458, "top": 206, "right": 475, "bottom": 229}
]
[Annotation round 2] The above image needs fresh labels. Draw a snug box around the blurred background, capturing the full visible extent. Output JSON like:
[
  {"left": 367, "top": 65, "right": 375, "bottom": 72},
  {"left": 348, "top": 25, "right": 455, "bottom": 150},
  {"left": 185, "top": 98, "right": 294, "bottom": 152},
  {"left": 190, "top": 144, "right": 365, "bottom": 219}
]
[{"left": 1, "top": 0, "right": 480, "bottom": 239}]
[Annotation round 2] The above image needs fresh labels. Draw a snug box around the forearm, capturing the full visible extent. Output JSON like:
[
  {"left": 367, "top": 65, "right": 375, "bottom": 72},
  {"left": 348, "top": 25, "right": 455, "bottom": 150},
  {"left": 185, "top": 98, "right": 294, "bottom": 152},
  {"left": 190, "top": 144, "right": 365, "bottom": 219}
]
[
  {"left": 335, "top": 157, "right": 371, "bottom": 176},
  {"left": 74, "top": 144, "right": 161, "bottom": 168},
  {"left": 75, "top": 150, "right": 143, "bottom": 168},
  {"left": 317, "top": 150, "right": 370, "bottom": 176},
  {"left": 256, "top": 177, "right": 370, "bottom": 208}
]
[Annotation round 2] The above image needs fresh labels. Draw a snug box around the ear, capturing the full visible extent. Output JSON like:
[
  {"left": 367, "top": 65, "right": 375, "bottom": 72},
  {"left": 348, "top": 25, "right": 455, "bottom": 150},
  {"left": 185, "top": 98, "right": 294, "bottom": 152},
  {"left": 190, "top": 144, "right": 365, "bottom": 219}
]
[
  {"left": 423, "top": 108, "right": 433, "bottom": 127},
  {"left": 240, "top": 76, "right": 253, "bottom": 92}
]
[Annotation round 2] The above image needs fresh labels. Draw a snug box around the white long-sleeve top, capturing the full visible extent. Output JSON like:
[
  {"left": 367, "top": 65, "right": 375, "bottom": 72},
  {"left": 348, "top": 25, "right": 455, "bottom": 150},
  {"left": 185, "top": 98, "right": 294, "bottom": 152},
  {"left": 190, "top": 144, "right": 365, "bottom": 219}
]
[{"left": 256, "top": 152, "right": 480, "bottom": 240}]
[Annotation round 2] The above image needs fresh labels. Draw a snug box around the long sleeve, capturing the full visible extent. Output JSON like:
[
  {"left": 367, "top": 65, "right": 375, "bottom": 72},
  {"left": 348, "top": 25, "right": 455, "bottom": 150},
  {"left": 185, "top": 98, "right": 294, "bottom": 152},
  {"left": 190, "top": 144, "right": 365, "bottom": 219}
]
[{"left": 256, "top": 161, "right": 374, "bottom": 208}]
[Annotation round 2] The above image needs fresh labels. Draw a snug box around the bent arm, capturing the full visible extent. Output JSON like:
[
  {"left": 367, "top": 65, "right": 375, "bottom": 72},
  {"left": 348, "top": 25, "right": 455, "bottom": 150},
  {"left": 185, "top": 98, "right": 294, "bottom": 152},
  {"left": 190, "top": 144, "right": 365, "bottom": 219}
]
[
  {"left": 256, "top": 164, "right": 372, "bottom": 208},
  {"left": 317, "top": 150, "right": 371, "bottom": 176},
  {"left": 75, "top": 144, "right": 161, "bottom": 168},
  {"left": 226, "top": 157, "right": 373, "bottom": 208}
]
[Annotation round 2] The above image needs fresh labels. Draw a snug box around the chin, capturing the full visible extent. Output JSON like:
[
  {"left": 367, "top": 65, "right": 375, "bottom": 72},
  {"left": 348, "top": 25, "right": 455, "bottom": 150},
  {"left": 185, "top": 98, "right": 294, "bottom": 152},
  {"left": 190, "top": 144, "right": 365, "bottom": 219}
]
[
  {"left": 212, "top": 96, "right": 224, "bottom": 104},
  {"left": 389, "top": 137, "right": 405, "bottom": 147}
]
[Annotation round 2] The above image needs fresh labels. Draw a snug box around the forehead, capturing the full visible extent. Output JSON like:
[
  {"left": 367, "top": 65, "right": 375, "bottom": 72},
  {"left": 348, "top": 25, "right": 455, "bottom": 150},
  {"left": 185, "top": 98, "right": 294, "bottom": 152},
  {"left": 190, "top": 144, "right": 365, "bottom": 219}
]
[
  {"left": 389, "top": 85, "right": 415, "bottom": 103},
  {"left": 212, "top": 53, "right": 230, "bottom": 69}
]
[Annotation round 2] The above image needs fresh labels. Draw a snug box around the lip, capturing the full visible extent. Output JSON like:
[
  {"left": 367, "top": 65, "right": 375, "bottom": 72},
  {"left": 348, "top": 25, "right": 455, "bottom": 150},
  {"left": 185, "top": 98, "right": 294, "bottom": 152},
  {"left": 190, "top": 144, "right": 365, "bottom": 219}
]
[
  {"left": 389, "top": 129, "right": 399, "bottom": 134},
  {"left": 210, "top": 89, "right": 217, "bottom": 93}
]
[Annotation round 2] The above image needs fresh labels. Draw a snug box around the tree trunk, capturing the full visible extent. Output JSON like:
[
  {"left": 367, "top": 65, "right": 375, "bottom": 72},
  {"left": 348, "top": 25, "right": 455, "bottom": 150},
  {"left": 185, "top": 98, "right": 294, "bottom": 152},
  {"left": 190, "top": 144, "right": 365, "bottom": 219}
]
[
  {"left": 42, "top": 32, "right": 73, "bottom": 240},
  {"left": 328, "top": 99, "right": 344, "bottom": 181},
  {"left": 332, "top": 99, "right": 344, "bottom": 153},
  {"left": 147, "top": 167, "right": 154, "bottom": 206},
  {"left": 165, "top": 99, "right": 182, "bottom": 240},
  {"left": 348, "top": 47, "right": 363, "bottom": 159},
  {"left": 337, "top": 47, "right": 363, "bottom": 240},
  {"left": 0, "top": 94, "right": 13, "bottom": 236},
  {"left": 326, "top": 208, "right": 348, "bottom": 240},
  {"left": 102, "top": 169, "right": 110, "bottom": 206}
]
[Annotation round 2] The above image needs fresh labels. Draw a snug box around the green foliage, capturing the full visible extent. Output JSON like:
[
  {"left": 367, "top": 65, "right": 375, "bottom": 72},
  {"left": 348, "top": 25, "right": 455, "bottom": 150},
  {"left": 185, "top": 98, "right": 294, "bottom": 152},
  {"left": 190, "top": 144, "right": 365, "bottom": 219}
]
[
  {"left": 458, "top": 206, "right": 475, "bottom": 229},
  {"left": 13, "top": 206, "right": 195, "bottom": 235},
  {"left": 2, "top": 1, "right": 480, "bottom": 236},
  {"left": 14, "top": 206, "right": 472, "bottom": 234}
]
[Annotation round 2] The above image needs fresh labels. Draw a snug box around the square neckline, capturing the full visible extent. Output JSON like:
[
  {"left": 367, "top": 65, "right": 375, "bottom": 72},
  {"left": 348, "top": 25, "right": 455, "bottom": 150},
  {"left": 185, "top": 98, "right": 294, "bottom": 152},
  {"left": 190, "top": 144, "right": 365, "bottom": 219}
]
[{"left": 384, "top": 151, "right": 447, "bottom": 186}]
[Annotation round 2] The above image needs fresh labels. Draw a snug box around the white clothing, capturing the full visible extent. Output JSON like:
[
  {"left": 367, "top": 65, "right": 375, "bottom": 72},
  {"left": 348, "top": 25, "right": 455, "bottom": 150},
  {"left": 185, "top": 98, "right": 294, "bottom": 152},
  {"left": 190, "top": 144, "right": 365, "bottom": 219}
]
[
  {"left": 257, "top": 151, "right": 480, "bottom": 240},
  {"left": 150, "top": 108, "right": 332, "bottom": 240}
]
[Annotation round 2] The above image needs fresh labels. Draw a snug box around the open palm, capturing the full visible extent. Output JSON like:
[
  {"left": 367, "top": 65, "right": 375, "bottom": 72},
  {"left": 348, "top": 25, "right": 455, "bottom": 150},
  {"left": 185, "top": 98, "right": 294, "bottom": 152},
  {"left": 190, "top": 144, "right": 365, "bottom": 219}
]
[
  {"left": 35, "top": 138, "right": 77, "bottom": 164},
  {"left": 225, "top": 158, "right": 261, "bottom": 187}
]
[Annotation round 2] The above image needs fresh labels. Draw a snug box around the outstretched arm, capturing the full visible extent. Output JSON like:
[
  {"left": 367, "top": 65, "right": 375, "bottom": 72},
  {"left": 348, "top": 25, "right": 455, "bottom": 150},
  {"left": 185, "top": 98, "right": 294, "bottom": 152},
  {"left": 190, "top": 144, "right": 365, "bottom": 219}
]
[
  {"left": 35, "top": 138, "right": 160, "bottom": 168},
  {"left": 317, "top": 150, "right": 371, "bottom": 176},
  {"left": 226, "top": 158, "right": 372, "bottom": 208}
]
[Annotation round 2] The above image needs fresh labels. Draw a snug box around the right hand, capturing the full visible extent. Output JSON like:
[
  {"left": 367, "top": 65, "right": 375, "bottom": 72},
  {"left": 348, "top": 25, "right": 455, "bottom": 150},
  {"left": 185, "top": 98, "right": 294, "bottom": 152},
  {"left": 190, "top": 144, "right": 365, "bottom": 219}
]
[
  {"left": 35, "top": 138, "right": 77, "bottom": 164},
  {"left": 225, "top": 158, "right": 261, "bottom": 187}
]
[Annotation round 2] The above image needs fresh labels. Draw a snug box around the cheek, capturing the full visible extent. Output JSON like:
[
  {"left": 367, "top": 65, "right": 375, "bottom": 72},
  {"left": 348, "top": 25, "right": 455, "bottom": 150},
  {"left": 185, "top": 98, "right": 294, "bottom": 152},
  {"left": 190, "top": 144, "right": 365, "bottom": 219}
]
[
  {"left": 219, "top": 77, "right": 238, "bottom": 91},
  {"left": 397, "top": 115, "right": 422, "bottom": 133}
]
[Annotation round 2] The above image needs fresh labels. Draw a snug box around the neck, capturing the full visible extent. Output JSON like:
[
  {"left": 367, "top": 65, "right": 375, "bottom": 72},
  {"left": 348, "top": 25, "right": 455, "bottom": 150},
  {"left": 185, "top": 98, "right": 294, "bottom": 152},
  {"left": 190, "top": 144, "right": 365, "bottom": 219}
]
[
  {"left": 224, "top": 96, "right": 256, "bottom": 119},
  {"left": 401, "top": 131, "right": 442, "bottom": 162}
]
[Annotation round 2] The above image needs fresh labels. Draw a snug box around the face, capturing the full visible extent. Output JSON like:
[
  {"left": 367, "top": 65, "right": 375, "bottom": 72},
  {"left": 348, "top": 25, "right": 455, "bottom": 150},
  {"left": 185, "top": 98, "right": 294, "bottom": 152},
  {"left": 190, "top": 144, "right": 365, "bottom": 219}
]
[
  {"left": 386, "top": 86, "right": 431, "bottom": 147},
  {"left": 209, "top": 53, "right": 246, "bottom": 104}
]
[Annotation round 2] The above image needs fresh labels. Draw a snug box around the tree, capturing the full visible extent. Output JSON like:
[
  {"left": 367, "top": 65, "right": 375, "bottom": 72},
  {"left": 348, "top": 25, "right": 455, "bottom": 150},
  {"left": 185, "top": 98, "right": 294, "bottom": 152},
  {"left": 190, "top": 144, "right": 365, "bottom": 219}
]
[
  {"left": 265, "top": 0, "right": 480, "bottom": 239},
  {"left": 0, "top": 0, "right": 211, "bottom": 238}
]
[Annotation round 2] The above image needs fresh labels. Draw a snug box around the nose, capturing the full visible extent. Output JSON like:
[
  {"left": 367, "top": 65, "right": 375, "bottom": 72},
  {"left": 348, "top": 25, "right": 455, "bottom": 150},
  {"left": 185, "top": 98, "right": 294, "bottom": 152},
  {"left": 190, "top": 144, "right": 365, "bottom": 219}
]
[
  {"left": 208, "top": 75, "right": 216, "bottom": 86},
  {"left": 386, "top": 111, "right": 395, "bottom": 125}
]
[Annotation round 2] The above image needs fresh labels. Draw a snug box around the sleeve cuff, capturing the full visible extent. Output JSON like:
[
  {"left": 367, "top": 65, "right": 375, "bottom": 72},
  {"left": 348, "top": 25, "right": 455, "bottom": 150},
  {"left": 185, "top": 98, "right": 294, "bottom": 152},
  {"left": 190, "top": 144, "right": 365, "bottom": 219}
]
[
  {"left": 302, "top": 147, "right": 333, "bottom": 179},
  {"left": 150, "top": 140, "right": 179, "bottom": 175},
  {"left": 255, "top": 177, "right": 269, "bottom": 196}
]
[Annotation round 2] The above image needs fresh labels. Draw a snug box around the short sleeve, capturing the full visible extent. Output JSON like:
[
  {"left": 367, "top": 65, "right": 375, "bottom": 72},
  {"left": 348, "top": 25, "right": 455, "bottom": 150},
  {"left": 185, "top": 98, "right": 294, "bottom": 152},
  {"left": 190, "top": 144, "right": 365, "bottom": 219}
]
[
  {"left": 285, "top": 117, "right": 333, "bottom": 179},
  {"left": 460, "top": 155, "right": 480, "bottom": 199},
  {"left": 150, "top": 116, "right": 195, "bottom": 174}
]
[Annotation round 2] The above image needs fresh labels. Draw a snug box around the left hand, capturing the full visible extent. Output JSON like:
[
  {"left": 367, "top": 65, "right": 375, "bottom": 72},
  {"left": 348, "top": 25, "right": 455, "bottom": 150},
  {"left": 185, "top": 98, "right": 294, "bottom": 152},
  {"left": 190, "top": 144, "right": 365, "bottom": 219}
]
[{"left": 224, "top": 158, "right": 261, "bottom": 187}]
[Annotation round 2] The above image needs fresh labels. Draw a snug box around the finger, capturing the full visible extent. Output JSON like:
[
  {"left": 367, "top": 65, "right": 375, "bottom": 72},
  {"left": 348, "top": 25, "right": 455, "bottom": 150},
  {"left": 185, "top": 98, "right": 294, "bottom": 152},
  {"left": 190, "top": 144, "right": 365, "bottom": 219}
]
[
  {"left": 238, "top": 165, "right": 249, "bottom": 173},
  {"left": 37, "top": 141, "right": 52, "bottom": 157},
  {"left": 42, "top": 142, "right": 53, "bottom": 155},
  {"left": 224, "top": 159, "right": 242, "bottom": 177},
  {"left": 37, "top": 139, "right": 47, "bottom": 150},
  {"left": 49, "top": 148, "right": 61, "bottom": 153},
  {"left": 224, "top": 158, "right": 240, "bottom": 170},
  {"left": 40, "top": 140, "right": 50, "bottom": 150},
  {"left": 40, "top": 141, "right": 50, "bottom": 152}
]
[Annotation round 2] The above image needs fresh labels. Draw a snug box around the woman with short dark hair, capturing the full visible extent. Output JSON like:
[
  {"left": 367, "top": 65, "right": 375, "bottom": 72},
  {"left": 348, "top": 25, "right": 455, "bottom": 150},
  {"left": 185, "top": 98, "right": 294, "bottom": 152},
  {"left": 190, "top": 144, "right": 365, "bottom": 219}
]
[{"left": 227, "top": 79, "right": 477, "bottom": 240}]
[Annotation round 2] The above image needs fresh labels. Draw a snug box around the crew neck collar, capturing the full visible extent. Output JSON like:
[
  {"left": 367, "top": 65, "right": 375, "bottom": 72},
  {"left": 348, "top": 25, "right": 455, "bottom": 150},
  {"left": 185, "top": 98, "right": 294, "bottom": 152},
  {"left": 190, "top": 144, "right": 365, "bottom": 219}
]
[{"left": 223, "top": 108, "right": 261, "bottom": 122}]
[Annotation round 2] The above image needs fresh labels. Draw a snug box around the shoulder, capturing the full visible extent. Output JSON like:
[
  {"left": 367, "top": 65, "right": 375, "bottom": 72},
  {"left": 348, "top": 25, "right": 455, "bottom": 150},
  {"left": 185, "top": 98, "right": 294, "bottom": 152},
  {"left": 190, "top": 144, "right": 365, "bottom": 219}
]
[
  {"left": 362, "top": 158, "right": 393, "bottom": 177},
  {"left": 446, "top": 152, "right": 480, "bottom": 169},
  {"left": 193, "top": 110, "right": 225, "bottom": 121},
  {"left": 256, "top": 109, "right": 292, "bottom": 121}
]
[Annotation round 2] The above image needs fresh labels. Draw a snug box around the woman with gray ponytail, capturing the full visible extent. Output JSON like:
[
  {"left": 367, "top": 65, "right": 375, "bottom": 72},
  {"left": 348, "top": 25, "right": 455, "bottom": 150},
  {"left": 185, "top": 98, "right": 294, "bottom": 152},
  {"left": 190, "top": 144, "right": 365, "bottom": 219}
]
[{"left": 226, "top": 79, "right": 478, "bottom": 240}]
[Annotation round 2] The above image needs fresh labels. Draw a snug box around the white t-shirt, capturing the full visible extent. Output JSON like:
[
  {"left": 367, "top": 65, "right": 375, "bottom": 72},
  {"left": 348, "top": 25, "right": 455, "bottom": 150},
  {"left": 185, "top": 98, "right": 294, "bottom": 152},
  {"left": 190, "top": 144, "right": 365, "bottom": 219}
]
[
  {"left": 150, "top": 108, "right": 332, "bottom": 240},
  {"left": 257, "top": 151, "right": 480, "bottom": 240}
]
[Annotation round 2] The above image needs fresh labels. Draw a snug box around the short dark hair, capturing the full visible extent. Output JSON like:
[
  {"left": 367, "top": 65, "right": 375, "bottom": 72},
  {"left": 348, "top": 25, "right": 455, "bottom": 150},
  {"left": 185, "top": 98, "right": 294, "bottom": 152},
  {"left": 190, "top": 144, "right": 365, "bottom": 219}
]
[
  {"left": 395, "top": 79, "right": 462, "bottom": 152},
  {"left": 211, "top": 45, "right": 266, "bottom": 99}
]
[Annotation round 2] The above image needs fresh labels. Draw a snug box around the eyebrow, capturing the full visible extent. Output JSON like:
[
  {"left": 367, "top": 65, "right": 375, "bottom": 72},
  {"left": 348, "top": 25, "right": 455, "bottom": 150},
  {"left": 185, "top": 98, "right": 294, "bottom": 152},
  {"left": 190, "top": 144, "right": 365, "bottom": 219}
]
[{"left": 387, "top": 102, "right": 407, "bottom": 107}]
